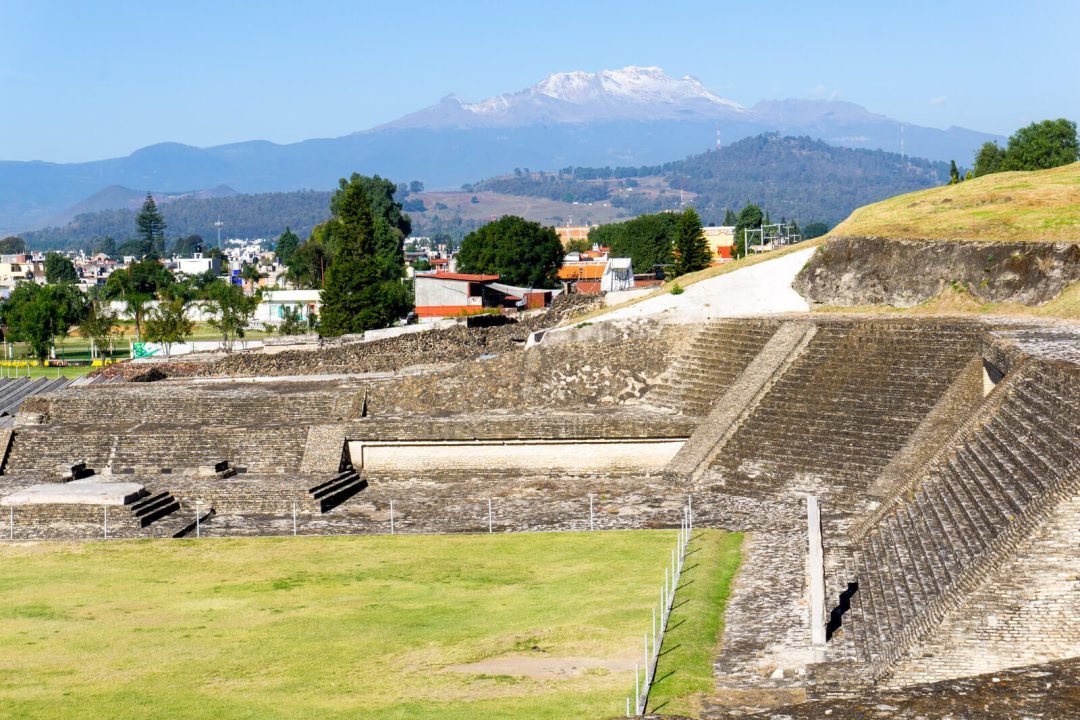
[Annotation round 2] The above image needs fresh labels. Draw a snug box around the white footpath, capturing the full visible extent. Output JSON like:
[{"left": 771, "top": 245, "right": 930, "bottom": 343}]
[{"left": 594, "top": 247, "right": 815, "bottom": 325}]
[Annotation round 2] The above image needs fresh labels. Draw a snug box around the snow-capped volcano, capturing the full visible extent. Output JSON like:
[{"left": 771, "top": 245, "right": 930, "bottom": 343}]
[
  {"left": 529, "top": 66, "right": 741, "bottom": 108},
  {"left": 385, "top": 66, "right": 746, "bottom": 129}
]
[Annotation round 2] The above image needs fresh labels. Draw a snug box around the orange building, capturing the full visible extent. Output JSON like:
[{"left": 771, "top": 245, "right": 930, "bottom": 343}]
[
  {"left": 557, "top": 263, "right": 606, "bottom": 294},
  {"left": 703, "top": 226, "right": 736, "bottom": 261},
  {"left": 555, "top": 225, "right": 593, "bottom": 248}
]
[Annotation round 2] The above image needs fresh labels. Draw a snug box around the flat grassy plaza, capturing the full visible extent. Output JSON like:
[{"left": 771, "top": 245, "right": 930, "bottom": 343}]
[{"left": 0, "top": 530, "right": 741, "bottom": 719}]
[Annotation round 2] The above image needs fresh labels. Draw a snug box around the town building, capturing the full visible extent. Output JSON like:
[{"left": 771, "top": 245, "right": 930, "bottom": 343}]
[
  {"left": 257, "top": 290, "right": 321, "bottom": 326},
  {"left": 703, "top": 226, "right": 736, "bottom": 261},
  {"left": 555, "top": 225, "right": 594, "bottom": 248},
  {"left": 414, "top": 272, "right": 553, "bottom": 319}
]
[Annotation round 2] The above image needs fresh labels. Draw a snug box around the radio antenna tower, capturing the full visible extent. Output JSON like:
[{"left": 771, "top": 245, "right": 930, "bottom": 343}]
[
  {"left": 214, "top": 219, "right": 224, "bottom": 248},
  {"left": 716, "top": 127, "right": 722, "bottom": 150}
]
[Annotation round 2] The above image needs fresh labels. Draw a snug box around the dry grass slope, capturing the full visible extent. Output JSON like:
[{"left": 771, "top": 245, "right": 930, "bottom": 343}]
[{"left": 830, "top": 162, "right": 1080, "bottom": 242}]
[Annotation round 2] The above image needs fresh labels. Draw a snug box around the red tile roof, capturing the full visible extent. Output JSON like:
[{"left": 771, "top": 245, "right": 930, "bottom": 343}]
[{"left": 417, "top": 272, "right": 500, "bottom": 282}]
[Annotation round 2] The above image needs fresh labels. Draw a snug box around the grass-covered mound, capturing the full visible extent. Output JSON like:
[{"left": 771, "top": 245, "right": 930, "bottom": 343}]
[
  {"left": 830, "top": 162, "right": 1080, "bottom": 242},
  {"left": 0, "top": 530, "right": 740, "bottom": 720}
]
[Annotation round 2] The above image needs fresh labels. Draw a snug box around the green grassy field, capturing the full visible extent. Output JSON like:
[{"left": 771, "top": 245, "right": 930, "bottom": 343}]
[
  {"left": 829, "top": 162, "right": 1080, "bottom": 242},
  {"left": 0, "top": 530, "right": 740, "bottom": 720}
]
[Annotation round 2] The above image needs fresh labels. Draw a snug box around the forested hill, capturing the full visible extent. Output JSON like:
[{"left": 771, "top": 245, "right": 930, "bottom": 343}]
[
  {"left": 474, "top": 134, "right": 951, "bottom": 226},
  {"left": 22, "top": 190, "right": 333, "bottom": 251}
]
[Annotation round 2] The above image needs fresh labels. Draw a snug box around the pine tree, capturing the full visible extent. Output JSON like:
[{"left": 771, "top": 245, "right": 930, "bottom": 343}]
[
  {"left": 673, "top": 207, "right": 712, "bottom": 276},
  {"left": 134, "top": 193, "right": 167, "bottom": 258},
  {"left": 949, "top": 160, "right": 960, "bottom": 184},
  {"left": 722, "top": 208, "right": 737, "bottom": 225},
  {"left": 318, "top": 180, "right": 392, "bottom": 336}
]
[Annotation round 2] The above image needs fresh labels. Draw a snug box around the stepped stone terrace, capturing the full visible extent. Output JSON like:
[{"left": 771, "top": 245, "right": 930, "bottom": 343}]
[{"left": 1, "top": 313, "right": 1076, "bottom": 715}]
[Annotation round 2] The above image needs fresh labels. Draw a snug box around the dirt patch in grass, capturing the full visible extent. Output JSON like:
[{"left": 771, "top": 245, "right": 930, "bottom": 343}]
[{"left": 447, "top": 653, "right": 636, "bottom": 680}]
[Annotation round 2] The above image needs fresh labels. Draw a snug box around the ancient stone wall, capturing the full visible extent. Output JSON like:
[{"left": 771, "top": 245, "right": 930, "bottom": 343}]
[
  {"left": 795, "top": 236, "right": 1080, "bottom": 307},
  {"left": 361, "top": 320, "right": 692, "bottom": 414}
]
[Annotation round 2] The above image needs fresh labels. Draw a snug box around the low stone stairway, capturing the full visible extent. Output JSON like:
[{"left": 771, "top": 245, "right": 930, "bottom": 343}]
[
  {"left": 651, "top": 319, "right": 780, "bottom": 416},
  {"left": 128, "top": 490, "right": 182, "bottom": 528},
  {"left": 308, "top": 468, "right": 366, "bottom": 512}
]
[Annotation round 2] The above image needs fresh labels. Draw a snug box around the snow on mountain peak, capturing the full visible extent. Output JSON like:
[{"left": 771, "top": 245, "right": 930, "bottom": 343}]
[
  {"left": 530, "top": 66, "right": 740, "bottom": 109},
  {"left": 393, "top": 66, "right": 745, "bottom": 129}
]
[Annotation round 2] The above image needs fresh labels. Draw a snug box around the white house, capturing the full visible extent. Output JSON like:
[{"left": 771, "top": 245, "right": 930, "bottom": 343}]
[{"left": 257, "top": 290, "right": 321, "bottom": 325}]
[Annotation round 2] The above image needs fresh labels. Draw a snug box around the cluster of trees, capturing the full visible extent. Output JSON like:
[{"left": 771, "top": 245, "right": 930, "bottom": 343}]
[
  {"left": 972, "top": 119, "right": 1078, "bottom": 177},
  {"left": 587, "top": 203, "right": 810, "bottom": 274},
  {"left": 22, "top": 190, "right": 333, "bottom": 253},
  {"left": 0, "top": 196, "right": 265, "bottom": 361},
  {"left": 0, "top": 258, "right": 260, "bottom": 362}
]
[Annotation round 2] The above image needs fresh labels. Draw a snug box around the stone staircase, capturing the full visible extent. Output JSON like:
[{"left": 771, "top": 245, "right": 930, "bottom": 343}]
[
  {"left": 709, "top": 322, "right": 980, "bottom": 506},
  {"left": 128, "top": 490, "right": 182, "bottom": 527},
  {"left": 651, "top": 319, "right": 780, "bottom": 415},
  {"left": 821, "top": 360, "right": 1079, "bottom": 687},
  {"left": 307, "top": 468, "right": 366, "bottom": 512}
]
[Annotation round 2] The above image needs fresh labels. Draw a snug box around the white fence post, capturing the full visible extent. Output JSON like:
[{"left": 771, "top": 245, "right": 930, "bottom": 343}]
[{"left": 629, "top": 499, "right": 696, "bottom": 716}]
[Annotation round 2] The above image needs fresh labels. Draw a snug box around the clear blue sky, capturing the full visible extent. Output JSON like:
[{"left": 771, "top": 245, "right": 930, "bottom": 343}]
[{"left": 1, "top": 0, "right": 1077, "bottom": 163}]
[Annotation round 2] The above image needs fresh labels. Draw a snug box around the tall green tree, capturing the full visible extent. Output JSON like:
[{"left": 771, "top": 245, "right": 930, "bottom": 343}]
[
  {"left": 1001, "top": 118, "right": 1079, "bottom": 171},
  {"left": 143, "top": 295, "right": 195, "bottom": 357},
  {"left": 732, "top": 203, "right": 764, "bottom": 258},
  {"left": 274, "top": 227, "right": 301, "bottom": 265},
  {"left": 319, "top": 179, "right": 406, "bottom": 336},
  {"left": 171, "top": 234, "right": 204, "bottom": 257},
  {"left": 1, "top": 283, "right": 87, "bottom": 361},
  {"left": 722, "top": 209, "right": 737, "bottom": 225},
  {"left": 457, "top": 215, "right": 564, "bottom": 287},
  {"left": 948, "top": 160, "right": 961, "bottom": 184},
  {"left": 588, "top": 213, "right": 677, "bottom": 273},
  {"left": 44, "top": 252, "right": 79, "bottom": 284},
  {"left": 134, "top": 193, "right": 168, "bottom": 258},
  {"left": 672, "top": 207, "right": 712, "bottom": 276},
  {"left": 78, "top": 292, "right": 122, "bottom": 361},
  {"left": 203, "top": 280, "right": 260, "bottom": 351},
  {"left": 973, "top": 142, "right": 1007, "bottom": 177},
  {"left": 0, "top": 236, "right": 27, "bottom": 254},
  {"left": 103, "top": 259, "right": 173, "bottom": 341},
  {"left": 802, "top": 222, "right": 830, "bottom": 240}
]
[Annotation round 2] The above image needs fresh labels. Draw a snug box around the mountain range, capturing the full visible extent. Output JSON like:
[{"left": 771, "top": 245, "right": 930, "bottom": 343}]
[{"left": 0, "top": 66, "right": 1002, "bottom": 235}]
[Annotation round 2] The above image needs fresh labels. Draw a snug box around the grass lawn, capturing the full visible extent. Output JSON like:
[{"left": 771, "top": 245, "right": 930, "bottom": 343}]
[
  {"left": 0, "top": 364, "right": 98, "bottom": 380},
  {"left": 0, "top": 530, "right": 740, "bottom": 720},
  {"left": 646, "top": 530, "right": 742, "bottom": 717}
]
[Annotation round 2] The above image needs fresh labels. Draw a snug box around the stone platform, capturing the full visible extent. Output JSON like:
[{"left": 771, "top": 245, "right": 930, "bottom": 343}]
[{"left": 1, "top": 481, "right": 145, "bottom": 506}]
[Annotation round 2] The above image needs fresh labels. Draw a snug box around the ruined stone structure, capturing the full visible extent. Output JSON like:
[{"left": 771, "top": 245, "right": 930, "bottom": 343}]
[{"left": 1, "top": 314, "right": 1076, "bottom": 715}]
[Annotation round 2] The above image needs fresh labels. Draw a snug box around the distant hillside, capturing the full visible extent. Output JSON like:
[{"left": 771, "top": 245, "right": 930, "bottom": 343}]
[
  {"left": 22, "top": 190, "right": 332, "bottom": 250},
  {"left": 0, "top": 66, "right": 1001, "bottom": 234},
  {"left": 830, "top": 162, "right": 1080, "bottom": 241},
  {"left": 40, "top": 184, "right": 239, "bottom": 229},
  {"left": 475, "top": 134, "right": 951, "bottom": 226}
]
